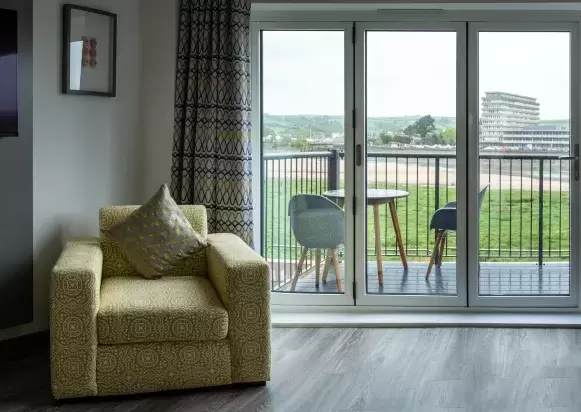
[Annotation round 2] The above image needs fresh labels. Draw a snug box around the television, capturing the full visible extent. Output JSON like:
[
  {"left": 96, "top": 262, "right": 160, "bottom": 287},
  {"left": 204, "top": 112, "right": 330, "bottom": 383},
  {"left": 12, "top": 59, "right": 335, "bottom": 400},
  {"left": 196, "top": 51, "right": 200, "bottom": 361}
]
[{"left": 0, "top": 8, "right": 17, "bottom": 137}]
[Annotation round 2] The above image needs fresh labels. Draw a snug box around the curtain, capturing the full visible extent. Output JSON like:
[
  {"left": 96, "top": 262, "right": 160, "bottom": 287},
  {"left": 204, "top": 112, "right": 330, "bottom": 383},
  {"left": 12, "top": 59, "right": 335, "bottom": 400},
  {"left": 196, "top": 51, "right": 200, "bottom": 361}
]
[{"left": 171, "top": 0, "right": 253, "bottom": 246}]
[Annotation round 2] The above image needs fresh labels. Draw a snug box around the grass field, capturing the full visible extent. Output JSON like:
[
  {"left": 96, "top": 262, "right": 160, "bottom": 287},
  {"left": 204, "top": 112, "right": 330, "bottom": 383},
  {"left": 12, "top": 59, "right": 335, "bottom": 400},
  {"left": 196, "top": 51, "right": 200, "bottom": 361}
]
[{"left": 263, "top": 179, "right": 570, "bottom": 263}]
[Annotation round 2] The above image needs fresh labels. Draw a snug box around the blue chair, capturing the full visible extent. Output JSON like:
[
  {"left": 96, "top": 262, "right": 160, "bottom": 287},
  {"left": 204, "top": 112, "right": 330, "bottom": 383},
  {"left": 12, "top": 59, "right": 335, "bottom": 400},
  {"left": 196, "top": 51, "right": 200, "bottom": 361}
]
[
  {"left": 288, "top": 194, "right": 344, "bottom": 292},
  {"left": 426, "top": 185, "right": 489, "bottom": 278}
]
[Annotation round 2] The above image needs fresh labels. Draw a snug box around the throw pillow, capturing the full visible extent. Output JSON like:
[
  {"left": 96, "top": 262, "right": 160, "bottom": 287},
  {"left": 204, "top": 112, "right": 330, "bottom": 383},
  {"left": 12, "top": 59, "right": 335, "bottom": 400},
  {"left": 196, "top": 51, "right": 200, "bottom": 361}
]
[{"left": 103, "top": 184, "right": 207, "bottom": 279}]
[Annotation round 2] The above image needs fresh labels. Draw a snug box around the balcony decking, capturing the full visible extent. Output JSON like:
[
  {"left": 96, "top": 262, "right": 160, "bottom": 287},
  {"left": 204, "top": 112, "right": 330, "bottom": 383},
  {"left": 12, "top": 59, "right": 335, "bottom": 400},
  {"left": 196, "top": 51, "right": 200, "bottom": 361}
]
[{"left": 274, "top": 261, "right": 570, "bottom": 296}]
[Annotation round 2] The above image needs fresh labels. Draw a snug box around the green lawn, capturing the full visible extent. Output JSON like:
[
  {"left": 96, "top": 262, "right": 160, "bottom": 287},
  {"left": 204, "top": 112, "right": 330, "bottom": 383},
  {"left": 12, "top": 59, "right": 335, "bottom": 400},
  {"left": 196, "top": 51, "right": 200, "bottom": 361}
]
[{"left": 263, "top": 179, "right": 570, "bottom": 263}]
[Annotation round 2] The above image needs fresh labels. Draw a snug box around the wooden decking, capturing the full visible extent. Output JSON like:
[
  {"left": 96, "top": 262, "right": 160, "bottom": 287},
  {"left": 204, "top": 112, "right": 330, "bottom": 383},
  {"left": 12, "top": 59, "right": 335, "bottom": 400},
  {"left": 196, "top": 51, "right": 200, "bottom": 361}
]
[{"left": 274, "top": 261, "right": 570, "bottom": 296}]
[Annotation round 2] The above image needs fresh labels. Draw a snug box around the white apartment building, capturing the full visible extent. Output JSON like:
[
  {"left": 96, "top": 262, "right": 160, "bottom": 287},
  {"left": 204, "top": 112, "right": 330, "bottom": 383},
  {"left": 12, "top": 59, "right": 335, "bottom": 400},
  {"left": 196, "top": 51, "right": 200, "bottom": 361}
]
[{"left": 480, "top": 91, "right": 569, "bottom": 151}]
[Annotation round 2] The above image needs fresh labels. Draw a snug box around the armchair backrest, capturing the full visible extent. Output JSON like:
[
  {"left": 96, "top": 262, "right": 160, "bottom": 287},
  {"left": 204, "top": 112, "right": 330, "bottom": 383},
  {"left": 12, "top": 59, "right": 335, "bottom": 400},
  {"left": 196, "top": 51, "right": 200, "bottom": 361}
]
[{"left": 99, "top": 205, "right": 209, "bottom": 278}]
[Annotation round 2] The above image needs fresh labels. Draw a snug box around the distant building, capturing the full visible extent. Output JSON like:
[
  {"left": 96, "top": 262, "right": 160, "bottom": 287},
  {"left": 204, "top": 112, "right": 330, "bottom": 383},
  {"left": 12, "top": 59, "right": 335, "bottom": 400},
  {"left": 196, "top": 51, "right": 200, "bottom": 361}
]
[{"left": 479, "top": 91, "right": 569, "bottom": 151}]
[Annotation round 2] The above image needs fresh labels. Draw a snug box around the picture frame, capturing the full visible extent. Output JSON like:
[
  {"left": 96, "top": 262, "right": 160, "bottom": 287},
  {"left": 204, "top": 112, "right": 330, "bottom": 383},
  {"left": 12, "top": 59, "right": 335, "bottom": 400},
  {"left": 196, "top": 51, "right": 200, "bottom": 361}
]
[{"left": 62, "top": 4, "right": 117, "bottom": 97}]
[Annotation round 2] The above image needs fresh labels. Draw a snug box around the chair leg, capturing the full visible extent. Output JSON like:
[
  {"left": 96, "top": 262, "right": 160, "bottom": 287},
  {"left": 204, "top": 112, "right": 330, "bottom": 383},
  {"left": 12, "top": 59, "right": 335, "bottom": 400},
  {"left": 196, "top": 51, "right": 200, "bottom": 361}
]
[
  {"left": 437, "top": 233, "right": 446, "bottom": 269},
  {"left": 291, "top": 247, "right": 308, "bottom": 292},
  {"left": 426, "top": 230, "right": 444, "bottom": 279},
  {"left": 322, "top": 249, "right": 332, "bottom": 283},
  {"left": 315, "top": 249, "right": 321, "bottom": 288},
  {"left": 331, "top": 248, "right": 343, "bottom": 293}
]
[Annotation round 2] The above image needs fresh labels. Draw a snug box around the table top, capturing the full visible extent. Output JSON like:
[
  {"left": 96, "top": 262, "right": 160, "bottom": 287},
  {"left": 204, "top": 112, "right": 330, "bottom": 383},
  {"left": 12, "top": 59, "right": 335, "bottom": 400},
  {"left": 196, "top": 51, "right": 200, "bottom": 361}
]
[{"left": 323, "top": 188, "right": 410, "bottom": 203}]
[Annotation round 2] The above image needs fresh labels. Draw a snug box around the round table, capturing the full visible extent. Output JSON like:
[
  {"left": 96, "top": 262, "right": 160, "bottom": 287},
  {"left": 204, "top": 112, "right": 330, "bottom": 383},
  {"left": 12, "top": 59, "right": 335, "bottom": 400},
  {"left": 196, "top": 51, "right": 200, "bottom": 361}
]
[{"left": 323, "top": 188, "right": 410, "bottom": 286}]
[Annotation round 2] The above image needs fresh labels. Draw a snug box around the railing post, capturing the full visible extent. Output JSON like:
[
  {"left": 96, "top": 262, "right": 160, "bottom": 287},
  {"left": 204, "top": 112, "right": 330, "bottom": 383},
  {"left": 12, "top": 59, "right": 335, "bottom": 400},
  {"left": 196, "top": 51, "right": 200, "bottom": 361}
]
[
  {"left": 328, "top": 149, "right": 340, "bottom": 190},
  {"left": 538, "top": 159, "right": 544, "bottom": 266},
  {"left": 434, "top": 157, "right": 440, "bottom": 211}
]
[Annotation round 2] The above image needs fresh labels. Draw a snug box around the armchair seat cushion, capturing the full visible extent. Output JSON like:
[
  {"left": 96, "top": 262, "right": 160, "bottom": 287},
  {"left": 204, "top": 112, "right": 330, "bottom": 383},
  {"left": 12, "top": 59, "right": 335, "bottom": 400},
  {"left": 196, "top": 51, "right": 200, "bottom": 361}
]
[{"left": 97, "top": 276, "right": 228, "bottom": 345}]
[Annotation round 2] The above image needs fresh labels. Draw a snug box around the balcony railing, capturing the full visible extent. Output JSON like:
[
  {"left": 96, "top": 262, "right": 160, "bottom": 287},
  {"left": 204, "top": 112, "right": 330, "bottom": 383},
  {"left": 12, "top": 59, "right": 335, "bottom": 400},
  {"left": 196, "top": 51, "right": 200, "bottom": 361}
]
[{"left": 262, "top": 150, "right": 571, "bottom": 291}]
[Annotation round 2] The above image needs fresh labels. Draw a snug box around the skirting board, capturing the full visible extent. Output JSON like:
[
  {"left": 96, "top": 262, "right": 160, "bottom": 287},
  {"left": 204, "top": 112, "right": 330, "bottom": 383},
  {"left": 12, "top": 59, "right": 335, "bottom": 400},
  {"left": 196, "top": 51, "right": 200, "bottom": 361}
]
[{"left": 272, "top": 312, "right": 581, "bottom": 328}]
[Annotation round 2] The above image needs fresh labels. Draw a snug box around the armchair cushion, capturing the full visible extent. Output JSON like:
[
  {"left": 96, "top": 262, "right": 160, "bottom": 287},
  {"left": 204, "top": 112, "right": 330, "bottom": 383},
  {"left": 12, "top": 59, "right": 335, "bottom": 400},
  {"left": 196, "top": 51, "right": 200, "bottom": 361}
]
[{"left": 97, "top": 276, "right": 228, "bottom": 344}]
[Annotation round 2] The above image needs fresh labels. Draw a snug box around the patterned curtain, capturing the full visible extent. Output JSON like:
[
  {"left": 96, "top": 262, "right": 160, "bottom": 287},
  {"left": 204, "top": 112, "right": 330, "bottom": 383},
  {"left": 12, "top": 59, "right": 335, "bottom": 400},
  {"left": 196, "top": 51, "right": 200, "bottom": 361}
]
[{"left": 171, "top": 0, "right": 253, "bottom": 246}]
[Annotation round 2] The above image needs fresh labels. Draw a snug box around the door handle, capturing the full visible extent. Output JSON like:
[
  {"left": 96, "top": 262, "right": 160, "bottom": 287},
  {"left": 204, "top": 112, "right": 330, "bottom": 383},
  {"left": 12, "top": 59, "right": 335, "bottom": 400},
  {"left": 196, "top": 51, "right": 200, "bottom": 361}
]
[
  {"left": 355, "top": 144, "right": 362, "bottom": 166},
  {"left": 559, "top": 143, "right": 579, "bottom": 181}
]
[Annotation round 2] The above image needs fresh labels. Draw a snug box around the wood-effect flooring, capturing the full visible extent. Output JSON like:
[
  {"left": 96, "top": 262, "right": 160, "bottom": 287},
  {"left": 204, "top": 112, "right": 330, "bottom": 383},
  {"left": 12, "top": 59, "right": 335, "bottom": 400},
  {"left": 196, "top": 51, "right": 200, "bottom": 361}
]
[{"left": 3, "top": 328, "right": 581, "bottom": 411}]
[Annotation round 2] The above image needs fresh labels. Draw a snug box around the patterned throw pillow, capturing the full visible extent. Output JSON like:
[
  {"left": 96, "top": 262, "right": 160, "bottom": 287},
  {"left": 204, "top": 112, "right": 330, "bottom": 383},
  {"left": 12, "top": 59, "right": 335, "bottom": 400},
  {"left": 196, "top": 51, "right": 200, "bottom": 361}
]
[{"left": 103, "top": 184, "right": 207, "bottom": 279}]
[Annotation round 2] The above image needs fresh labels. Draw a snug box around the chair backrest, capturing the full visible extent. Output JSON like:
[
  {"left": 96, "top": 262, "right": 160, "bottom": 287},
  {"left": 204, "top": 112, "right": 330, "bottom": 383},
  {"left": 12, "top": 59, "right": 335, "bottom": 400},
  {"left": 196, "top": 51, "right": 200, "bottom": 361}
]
[
  {"left": 288, "top": 194, "right": 342, "bottom": 217},
  {"left": 478, "top": 184, "right": 490, "bottom": 215},
  {"left": 99, "top": 205, "right": 208, "bottom": 278},
  {"left": 288, "top": 194, "right": 344, "bottom": 248}
]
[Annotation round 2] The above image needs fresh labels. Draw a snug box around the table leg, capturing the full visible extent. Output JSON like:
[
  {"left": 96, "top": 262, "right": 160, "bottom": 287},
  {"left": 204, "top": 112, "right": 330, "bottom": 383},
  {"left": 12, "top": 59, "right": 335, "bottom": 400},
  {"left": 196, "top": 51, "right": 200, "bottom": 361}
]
[
  {"left": 389, "top": 201, "right": 409, "bottom": 270},
  {"left": 373, "top": 204, "right": 384, "bottom": 286}
]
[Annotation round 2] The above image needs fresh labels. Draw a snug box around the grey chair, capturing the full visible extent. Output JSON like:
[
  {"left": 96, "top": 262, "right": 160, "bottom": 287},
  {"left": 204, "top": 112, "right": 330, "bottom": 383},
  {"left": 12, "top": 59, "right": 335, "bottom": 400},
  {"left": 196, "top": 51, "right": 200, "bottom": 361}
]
[
  {"left": 288, "top": 194, "right": 344, "bottom": 292},
  {"left": 426, "top": 185, "right": 489, "bottom": 278}
]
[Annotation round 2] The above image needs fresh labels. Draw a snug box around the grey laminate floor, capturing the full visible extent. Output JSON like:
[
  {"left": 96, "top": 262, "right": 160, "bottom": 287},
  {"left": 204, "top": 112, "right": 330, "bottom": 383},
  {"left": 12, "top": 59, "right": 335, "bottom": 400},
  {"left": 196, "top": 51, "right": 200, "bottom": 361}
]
[{"left": 4, "top": 328, "right": 581, "bottom": 411}]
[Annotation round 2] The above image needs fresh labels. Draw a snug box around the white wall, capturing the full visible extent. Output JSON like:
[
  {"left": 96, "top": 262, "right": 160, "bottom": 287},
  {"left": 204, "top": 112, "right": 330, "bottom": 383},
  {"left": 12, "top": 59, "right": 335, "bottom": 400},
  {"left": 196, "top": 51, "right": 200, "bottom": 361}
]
[
  {"left": 139, "top": 0, "right": 179, "bottom": 197},
  {"left": 0, "top": 0, "right": 142, "bottom": 340}
]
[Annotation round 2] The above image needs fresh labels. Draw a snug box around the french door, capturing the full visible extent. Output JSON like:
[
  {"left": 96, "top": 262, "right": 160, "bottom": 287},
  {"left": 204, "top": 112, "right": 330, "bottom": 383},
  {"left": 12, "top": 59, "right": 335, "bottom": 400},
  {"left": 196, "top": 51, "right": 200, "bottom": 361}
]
[
  {"left": 467, "top": 23, "right": 579, "bottom": 308},
  {"left": 255, "top": 19, "right": 579, "bottom": 309},
  {"left": 254, "top": 23, "right": 356, "bottom": 305},
  {"left": 354, "top": 23, "right": 468, "bottom": 307}
]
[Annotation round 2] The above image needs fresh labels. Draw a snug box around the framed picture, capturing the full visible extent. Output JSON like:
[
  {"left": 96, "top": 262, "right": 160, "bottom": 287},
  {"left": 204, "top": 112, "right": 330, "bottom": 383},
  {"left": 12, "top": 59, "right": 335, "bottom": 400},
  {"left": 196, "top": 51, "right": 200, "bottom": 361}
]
[{"left": 62, "top": 4, "right": 117, "bottom": 97}]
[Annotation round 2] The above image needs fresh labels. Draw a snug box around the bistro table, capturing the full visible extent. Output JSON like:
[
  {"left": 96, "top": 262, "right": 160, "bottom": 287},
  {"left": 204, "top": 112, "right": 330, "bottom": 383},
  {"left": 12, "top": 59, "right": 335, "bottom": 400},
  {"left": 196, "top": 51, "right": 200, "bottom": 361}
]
[{"left": 323, "top": 188, "right": 410, "bottom": 286}]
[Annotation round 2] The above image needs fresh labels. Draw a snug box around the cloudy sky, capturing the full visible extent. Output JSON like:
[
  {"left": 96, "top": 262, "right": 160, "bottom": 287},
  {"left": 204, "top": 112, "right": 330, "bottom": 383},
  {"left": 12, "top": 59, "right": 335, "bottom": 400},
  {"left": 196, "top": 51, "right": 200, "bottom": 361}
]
[{"left": 262, "top": 30, "right": 570, "bottom": 119}]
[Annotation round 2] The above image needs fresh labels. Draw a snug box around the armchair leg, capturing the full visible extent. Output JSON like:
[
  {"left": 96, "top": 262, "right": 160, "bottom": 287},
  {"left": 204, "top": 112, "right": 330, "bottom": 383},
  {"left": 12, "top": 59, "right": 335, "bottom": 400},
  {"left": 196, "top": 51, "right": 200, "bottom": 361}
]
[
  {"left": 437, "top": 232, "right": 446, "bottom": 268},
  {"left": 426, "top": 230, "right": 444, "bottom": 279},
  {"left": 331, "top": 248, "right": 343, "bottom": 293},
  {"left": 315, "top": 249, "right": 321, "bottom": 288},
  {"left": 291, "top": 247, "right": 308, "bottom": 292},
  {"left": 322, "top": 249, "right": 332, "bottom": 283}
]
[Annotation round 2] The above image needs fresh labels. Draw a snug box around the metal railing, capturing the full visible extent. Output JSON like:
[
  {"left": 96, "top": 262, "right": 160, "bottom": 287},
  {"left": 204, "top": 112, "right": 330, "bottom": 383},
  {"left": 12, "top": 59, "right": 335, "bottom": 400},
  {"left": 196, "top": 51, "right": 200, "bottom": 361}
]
[{"left": 262, "top": 149, "right": 571, "bottom": 290}]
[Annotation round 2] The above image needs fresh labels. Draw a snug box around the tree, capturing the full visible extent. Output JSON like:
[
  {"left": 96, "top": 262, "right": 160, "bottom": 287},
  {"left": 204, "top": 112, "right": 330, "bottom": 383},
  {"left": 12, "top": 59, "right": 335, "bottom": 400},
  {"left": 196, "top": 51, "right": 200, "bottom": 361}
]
[
  {"left": 441, "top": 127, "right": 456, "bottom": 145},
  {"left": 379, "top": 132, "right": 392, "bottom": 145},
  {"left": 290, "top": 138, "right": 311, "bottom": 151},
  {"left": 393, "top": 134, "right": 412, "bottom": 144},
  {"left": 414, "top": 115, "right": 436, "bottom": 138}
]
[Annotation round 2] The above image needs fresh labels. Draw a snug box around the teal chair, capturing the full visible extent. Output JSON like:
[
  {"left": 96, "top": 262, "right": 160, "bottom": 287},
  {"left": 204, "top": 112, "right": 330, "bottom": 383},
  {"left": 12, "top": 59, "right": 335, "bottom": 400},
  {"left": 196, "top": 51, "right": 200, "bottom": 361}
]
[
  {"left": 288, "top": 194, "right": 344, "bottom": 292},
  {"left": 426, "top": 185, "right": 489, "bottom": 278}
]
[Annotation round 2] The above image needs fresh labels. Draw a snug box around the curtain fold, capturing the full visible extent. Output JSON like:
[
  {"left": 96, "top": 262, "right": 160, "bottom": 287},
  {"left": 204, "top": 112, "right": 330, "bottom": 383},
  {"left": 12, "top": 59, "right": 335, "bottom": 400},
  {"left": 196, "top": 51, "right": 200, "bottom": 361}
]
[{"left": 171, "top": 0, "right": 253, "bottom": 246}]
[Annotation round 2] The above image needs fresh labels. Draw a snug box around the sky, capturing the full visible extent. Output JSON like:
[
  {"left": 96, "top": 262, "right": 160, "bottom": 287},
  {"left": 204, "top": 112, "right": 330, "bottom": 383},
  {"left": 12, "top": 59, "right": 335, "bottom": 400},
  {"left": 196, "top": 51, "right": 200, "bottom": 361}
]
[{"left": 262, "top": 30, "right": 570, "bottom": 119}]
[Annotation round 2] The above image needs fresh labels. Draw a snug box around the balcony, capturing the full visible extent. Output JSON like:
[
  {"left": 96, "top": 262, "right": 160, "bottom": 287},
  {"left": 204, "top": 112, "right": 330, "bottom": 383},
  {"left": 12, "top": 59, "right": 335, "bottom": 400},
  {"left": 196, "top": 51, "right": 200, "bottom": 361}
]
[{"left": 262, "top": 150, "right": 571, "bottom": 297}]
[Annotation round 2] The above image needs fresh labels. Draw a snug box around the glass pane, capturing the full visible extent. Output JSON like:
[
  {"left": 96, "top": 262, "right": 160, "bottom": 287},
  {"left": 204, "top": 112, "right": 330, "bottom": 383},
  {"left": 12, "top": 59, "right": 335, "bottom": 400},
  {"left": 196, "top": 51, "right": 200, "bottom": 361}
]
[
  {"left": 477, "top": 32, "right": 571, "bottom": 296},
  {"left": 261, "top": 31, "right": 346, "bottom": 294},
  {"left": 365, "top": 31, "right": 458, "bottom": 295}
]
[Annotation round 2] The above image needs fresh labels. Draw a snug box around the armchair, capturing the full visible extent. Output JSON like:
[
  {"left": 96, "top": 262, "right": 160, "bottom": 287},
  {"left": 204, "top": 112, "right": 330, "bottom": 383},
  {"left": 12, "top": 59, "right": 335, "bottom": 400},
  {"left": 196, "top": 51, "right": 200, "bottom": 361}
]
[{"left": 50, "top": 206, "right": 270, "bottom": 399}]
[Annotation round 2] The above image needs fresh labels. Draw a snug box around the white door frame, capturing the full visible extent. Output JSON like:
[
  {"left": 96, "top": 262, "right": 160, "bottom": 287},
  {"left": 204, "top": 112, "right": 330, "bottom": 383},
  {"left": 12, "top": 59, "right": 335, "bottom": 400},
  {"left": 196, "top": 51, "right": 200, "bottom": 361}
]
[
  {"left": 353, "top": 22, "right": 469, "bottom": 307},
  {"left": 252, "top": 22, "right": 356, "bottom": 306},
  {"left": 467, "top": 22, "right": 580, "bottom": 308}
]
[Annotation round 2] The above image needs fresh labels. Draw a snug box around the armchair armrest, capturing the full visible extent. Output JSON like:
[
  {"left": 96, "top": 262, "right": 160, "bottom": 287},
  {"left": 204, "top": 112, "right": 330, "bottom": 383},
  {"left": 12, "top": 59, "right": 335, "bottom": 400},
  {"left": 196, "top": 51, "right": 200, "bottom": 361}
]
[
  {"left": 206, "top": 233, "right": 270, "bottom": 383},
  {"left": 50, "top": 238, "right": 102, "bottom": 399}
]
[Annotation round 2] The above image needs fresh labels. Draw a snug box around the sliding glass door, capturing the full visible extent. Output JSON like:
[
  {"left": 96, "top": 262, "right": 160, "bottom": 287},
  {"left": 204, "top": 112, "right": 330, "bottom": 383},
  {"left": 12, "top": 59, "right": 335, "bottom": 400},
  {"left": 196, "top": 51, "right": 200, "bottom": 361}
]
[
  {"left": 254, "top": 18, "right": 580, "bottom": 309},
  {"left": 354, "top": 23, "right": 468, "bottom": 306},
  {"left": 253, "top": 23, "right": 355, "bottom": 305},
  {"left": 467, "top": 23, "right": 579, "bottom": 307}
]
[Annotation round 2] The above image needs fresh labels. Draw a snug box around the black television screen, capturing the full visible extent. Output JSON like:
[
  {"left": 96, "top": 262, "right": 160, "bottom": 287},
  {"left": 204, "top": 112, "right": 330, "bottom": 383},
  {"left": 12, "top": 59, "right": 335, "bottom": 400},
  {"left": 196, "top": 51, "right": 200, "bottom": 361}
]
[{"left": 0, "top": 8, "right": 17, "bottom": 137}]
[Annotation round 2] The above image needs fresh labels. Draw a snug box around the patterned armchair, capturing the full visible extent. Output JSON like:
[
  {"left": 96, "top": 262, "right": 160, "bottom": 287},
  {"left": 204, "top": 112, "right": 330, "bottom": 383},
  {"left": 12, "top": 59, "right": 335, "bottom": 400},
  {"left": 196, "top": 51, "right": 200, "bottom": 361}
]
[{"left": 50, "top": 205, "right": 270, "bottom": 399}]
